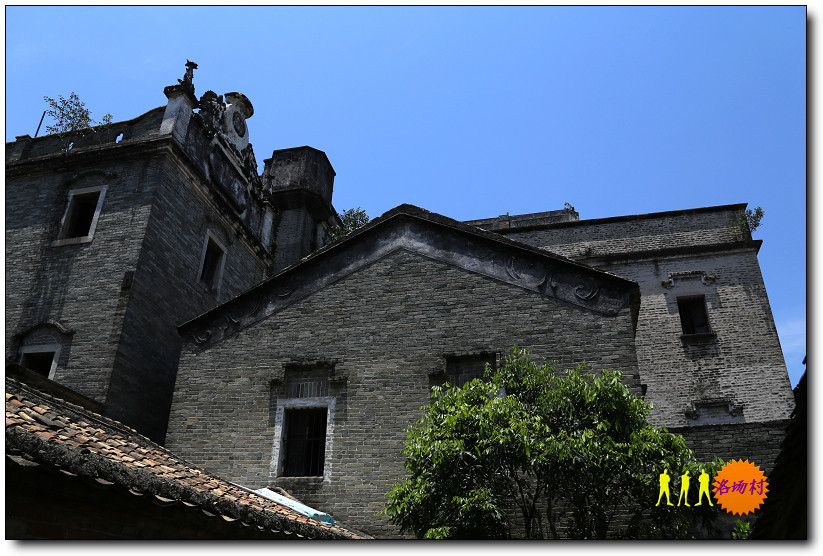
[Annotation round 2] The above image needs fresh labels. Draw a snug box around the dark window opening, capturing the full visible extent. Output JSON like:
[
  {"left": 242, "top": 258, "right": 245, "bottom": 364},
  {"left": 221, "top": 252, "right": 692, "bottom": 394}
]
[
  {"left": 433, "top": 353, "right": 497, "bottom": 389},
  {"left": 20, "top": 351, "right": 56, "bottom": 378},
  {"left": 281, "top": 407, "right": 327, "bottom": 477},
  {"left": 678, "top": 296, "right": 711, "bottom": 335},
  {"left": 200, "top": 238, "right": 224, "bottom": 290},
  {"left": 60, "top": 192, "right": 101, "bottom": 239}
]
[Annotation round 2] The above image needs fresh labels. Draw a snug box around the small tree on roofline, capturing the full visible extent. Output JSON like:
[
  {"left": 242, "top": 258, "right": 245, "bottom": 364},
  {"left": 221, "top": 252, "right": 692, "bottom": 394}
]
[
  {"left": 43, "top": 92, "right": 112, "bottom": 151},
  {"left": 728, "top": 206, "right": 765, "bottom": 239},
  {"left": 329, "top": 207, "right": 370, "bottom": 240},
  {"left": 384, "top": 347, "right": 722, "bottom": 539}
]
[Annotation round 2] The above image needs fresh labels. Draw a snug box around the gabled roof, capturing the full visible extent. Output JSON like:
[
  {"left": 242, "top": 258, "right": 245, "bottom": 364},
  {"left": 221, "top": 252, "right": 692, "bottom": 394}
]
[
  {"left": 180, "top": 204, "right": 640, "bottom": 349},
  {"left": 5, "top": 366, "right": 370, "bottom": 540}
]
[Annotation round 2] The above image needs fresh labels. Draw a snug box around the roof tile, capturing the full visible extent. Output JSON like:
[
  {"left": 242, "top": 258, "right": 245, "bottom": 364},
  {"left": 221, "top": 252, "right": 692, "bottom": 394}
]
[{"left": 6, "top": 375, "right": 369, "bottom": 539}]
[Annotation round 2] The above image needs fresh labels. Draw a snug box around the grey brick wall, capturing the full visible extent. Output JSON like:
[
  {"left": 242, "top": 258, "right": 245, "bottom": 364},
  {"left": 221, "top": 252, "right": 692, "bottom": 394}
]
[
  {"left": 670, "top": 420, "right": 790, "bottom": 476},
  {"left": 167, "top": 248, "right": 641, "bottom": 538},
  {"left": 498, "top": 207, "right": 795, "bottom": 428},
  {"left": 502, "top": 207, "right": 744, "bottom": 260},
  {"left": 273, "top": 207, "right": 314, "bottom": 271},
  {"left": 6, "top": 113, "right": 270, "bottom": 442},
  {"left": 105, "top": 155, "right": 267, "bottom": 441},
  {"left": 6, "top": 154, "right": 159, "bottom": 405}
]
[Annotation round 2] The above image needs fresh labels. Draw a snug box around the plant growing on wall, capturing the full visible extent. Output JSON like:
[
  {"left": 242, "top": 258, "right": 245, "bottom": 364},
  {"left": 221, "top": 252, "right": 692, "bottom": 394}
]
[
  {"left": 329, "top": 207, "right": 370, "bottom": 240},
  {"left": 729, "top": 206, "right": 765, "bottom": 239},
  {"left": 384, "top": 347, "right": 722, "bottom": 539},
  {"left": 43, "top": 92, "right": 112, "bottom": 151}
]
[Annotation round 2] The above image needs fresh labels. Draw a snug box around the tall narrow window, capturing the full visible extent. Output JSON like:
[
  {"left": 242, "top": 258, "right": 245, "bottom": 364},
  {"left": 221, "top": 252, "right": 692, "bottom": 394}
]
[
  {"left": 678, "top": 296, "right": 711, "bottom": 335},
  {"left": 55, "top": 186, "right": 107, "bottom": 243},
  {"left": 281, "top": 407, "right": 327, "bottom": 477},
  {"left": 198, "top": 235, "right": 226, "bottom": 292}
]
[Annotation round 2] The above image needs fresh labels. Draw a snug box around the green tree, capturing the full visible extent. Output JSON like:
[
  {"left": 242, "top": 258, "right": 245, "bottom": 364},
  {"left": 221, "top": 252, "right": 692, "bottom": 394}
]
[
  {"left": 729, "top": 206, "right": 765, "bottom": 239},
  {"left": 385, "top": 347, "right": 722, "bottom": 539},
  {"left": 43, "top": 92, "right": 112, "bottom": 150},
  {"left": 329, "top": 207, "right": 370, "bottom": 241}
]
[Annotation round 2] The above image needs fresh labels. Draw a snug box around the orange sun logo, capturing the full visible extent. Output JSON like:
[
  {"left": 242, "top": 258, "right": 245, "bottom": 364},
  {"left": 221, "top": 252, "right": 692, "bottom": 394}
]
[{"left": 712, "top": 459, "right": 769, "bottom": 515}]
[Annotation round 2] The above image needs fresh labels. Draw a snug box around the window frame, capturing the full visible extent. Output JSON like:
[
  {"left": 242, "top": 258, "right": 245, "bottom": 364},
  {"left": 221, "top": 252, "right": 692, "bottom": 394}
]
[
  {"left": 196, "top": 232, "right": 227, "bottom": 294},
  {"left": 52, "top": 185, "right": 108, "bottom": 246},
  {"left": 271, "top": 397, "right": 335, "bottom": 482},
  {"left": 676, "top": 295, "right": 713, "bottom": 336},
  {"left": 18, "top": 344, "right": 61, "bottom": 380},
  {"left": 280, "top": 406, "right": 328, "bottom": 477}
]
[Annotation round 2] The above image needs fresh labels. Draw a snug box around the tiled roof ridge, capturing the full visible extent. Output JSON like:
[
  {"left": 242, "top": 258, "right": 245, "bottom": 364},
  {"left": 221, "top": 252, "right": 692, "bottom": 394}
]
[
  {"left": 5, "top": 376, "right": 368, "bottom": 539},
  {"left": 7, "top": 374, "right": 152, "bottom": 446}
]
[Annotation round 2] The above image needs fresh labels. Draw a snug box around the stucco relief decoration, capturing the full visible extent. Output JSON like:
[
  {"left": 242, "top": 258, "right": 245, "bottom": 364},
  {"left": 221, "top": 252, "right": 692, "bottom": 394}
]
[
  {"left": 222, "top": 92, "right": 253, "bottom": 152},
  {"left": 197, "top": 91, "right": 225, "bottom": 138},
  {"left": 208, "top": 145, "right": 249, "bottom": 213},
  {"left": 232, "top": 111, "right": 246, "bottom": 138},
  {"left": 187, "top": 220, "right": 634, "bottom": 349},
  {"left": 193, "top": 330, "right": 212, "bottom": 345},
  {"left": 178, "top": 60, "right": 198, "bottom": 97},
  {"left": 482, "top": 249, "right": 623, "bottom": 315},
  {"left": 662, "top": 270, "right": 716, "bottom": 289},
  {"left": 573, "top": 274, "right": 600, "bottom": 301},
  {"left": 537, "top": 266, "right": 560, "bottom": 293},
  {"left": 504, "top": 255, "right": 523, "bottom": 281}
]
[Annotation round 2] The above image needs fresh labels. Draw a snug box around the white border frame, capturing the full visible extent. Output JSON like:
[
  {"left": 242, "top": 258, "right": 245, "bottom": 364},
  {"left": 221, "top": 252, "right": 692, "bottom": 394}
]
[
  {"left": 18, "top": 344, "right": 62, "bottom": 380},
  {"left": 270, "top": 396, "right": 335, "bottom": 483},
  {"left": 52, "top": 185, "right": 108, "bottom": 246}
]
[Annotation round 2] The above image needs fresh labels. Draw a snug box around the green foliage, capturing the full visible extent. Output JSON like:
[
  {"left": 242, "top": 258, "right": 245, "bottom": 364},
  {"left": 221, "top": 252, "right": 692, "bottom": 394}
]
[
  {"left": 732, "top": 519, "right": 752, "bottom": 540},
  {"left": 43, "top": 92, "right": 112, "bottom": 150},
  {"left": 729, "top": 206, "right": 765, "bottom": 238},
  {"left": 564, "top": 202, "right": 576, "bottom": 213},
  {"left": 384, "top": 347, "right": 722, "bottom": 539},
  {"left": 329, "top": 207, "right": 370, "bottom": 240}
]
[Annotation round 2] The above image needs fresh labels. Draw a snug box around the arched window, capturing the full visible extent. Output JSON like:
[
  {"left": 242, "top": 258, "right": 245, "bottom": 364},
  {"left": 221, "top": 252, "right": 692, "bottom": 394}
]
[{"left": 15, "top": 323, "right": 73, "bottom": 380}]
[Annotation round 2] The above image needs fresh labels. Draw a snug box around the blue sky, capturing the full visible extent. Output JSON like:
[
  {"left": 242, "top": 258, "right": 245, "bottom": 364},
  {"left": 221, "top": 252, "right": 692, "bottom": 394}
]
[{"left": 4, "top": 5, "right": 806, "bottom": 387}]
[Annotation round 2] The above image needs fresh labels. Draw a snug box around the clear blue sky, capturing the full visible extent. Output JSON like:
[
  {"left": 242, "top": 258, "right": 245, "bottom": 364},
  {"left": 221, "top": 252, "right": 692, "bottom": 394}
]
[{"left": 4, "top": 6, "right": 807, "bottom": 386}]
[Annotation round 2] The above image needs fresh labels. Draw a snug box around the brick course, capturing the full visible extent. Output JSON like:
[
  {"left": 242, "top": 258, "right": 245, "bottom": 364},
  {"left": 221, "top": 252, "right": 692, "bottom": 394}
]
[{"left": 168, "top": 247, "right": 641, "bottom": 537}]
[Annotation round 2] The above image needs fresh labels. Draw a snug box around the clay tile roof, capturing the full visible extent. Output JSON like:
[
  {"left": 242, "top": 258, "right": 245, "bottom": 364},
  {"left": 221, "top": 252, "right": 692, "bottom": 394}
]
[{"left": 5, "top": 374, "right": 370, "bottom": 540}]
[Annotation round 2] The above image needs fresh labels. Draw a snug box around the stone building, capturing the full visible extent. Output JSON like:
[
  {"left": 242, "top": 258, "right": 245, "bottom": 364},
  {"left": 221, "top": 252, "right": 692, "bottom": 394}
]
[
  {"left": 5, "top": 64, "right": 339, "bottom": 443},
  {"left": 5, "top": 65, "right": 795, "bottom": 538}
]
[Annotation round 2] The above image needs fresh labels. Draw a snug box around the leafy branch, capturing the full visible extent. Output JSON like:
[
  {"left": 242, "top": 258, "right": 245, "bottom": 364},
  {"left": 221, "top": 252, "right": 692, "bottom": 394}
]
[
  {"left": 728, "top": 206, "right": 765, "bottom": 239},
  {"left": 329, "top": 207, "right": 370, "bottom": 241},
  {"left": 43, "top": 92, "right": 113, "bottom": 151}
]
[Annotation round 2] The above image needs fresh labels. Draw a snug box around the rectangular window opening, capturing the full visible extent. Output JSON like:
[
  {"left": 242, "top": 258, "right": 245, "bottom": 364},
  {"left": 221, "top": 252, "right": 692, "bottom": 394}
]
[
  {"left": 281, "top": 407, "right": 327, "bottom": 477},
  {"left": 59, "top": 191, "right": 102, "bottom": 240},
  {"left": 677, "top": 296, "right": 711, "bottom": 335},
  {"left": 20, "top": 351, "right": 57, "bottom": 378},
  {"left": 199, "top": 236, "right": 226, "bottom": 291},
  {"left": 432, "top": 353, "right": 497, "bottom": 390}
]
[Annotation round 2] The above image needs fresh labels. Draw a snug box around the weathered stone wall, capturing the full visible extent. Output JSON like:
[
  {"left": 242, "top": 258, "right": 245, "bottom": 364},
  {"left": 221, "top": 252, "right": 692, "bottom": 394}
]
[
  {"left": 273, "top": 207, "right": 314, "bottom": 271},
  {"left": 592, "top": 250, "right": 795, "bottom": 428},
  {"left": 671, "top": 420, "right": 790, "bottom": 476},
  {"left": 5, "top": 153, "right": 159, "bottom": 406},
  {"left": 167, "top": 248, "right": 641, "bottom": 538},
  {"left": 500, "top": 206, "right": 745, "bottom": 261},
  {"left": 6, "top": 111, "right": 270, "bottom": 442},
  {"left": 497, "top": 206, "right": 795, "bottom": 428},
  {"left": 105, "top": 155, "right": 267, "bottom": 442}
]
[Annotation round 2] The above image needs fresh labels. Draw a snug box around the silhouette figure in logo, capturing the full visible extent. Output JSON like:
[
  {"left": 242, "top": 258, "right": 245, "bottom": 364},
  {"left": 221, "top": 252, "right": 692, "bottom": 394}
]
[
  {"left": 656, "top": 469, "right": 674, "bottom": 506},
  {"left": 695, "top": 469, "right": 714, "bottom": 506},
  {"left": 678, "top": 471, "right": 691, "bottom": 506}
]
